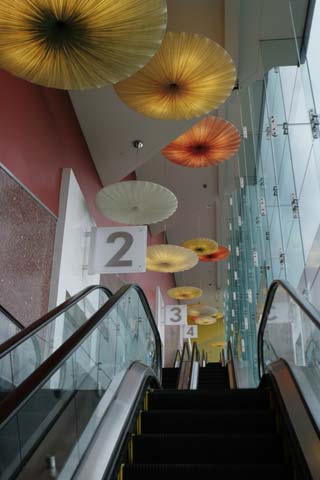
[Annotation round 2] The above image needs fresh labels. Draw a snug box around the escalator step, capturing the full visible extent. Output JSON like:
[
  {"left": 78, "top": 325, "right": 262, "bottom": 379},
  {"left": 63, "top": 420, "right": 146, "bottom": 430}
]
[
  {"left": 132, "top": 433, "right": 283, "bottom": 464},
  {"left": 161, "top": 368, "right": 179, "bottom": 389},
  {"left": 141, "top": 410, "right": 276, "bottom": 434},
  {"left": 123, "top": 464, "right": 293, "bottom": 480},
  {"left": 149, "top": 389, "right": 271, "bottom": 411}
]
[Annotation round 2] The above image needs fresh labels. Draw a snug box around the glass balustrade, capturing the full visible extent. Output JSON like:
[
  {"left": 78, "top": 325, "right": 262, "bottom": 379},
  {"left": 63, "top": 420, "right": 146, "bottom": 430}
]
[
  {"left": 0, "top": 285, "right": 159, "bottom": 480},
  {"left": 261, "top": 282, "right": 320, "bottom": 430},
  {"left": 0, "top": 287, "right": 110, "bottom": 397}
]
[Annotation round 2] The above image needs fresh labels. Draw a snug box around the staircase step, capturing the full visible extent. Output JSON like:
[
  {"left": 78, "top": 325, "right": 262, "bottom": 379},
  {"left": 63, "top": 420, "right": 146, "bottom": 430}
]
[
  {"left": 123, "top": 463, "right": 293, "bottom": 480},
  {"left": 149, "top": 389, "right": 271, "bottom": 411},
  {"left": 161, "top": 368, "right": 179, "bottom": 389},
  {"left": 141, "top": 410, "right": 276, "bottom": 434},
  {"left": 132, "top": 433, "right": 283, "bottom": 464}
]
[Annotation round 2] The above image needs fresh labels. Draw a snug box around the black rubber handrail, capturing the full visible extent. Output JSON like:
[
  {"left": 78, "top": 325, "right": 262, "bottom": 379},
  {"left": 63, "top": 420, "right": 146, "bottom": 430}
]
[
  {"left": 188, "top": 342, "right": 200, "bottom": 389},
  {"left": 177, "top": 340, "right": 190, "bottom": 388},
  {"left": 258, "top": 279, "right": 320, "bottom": 378},
  {"left": 0, "top": 284, "right": 161, "bottom": 427},
  {"left": 227, "top": 340, "right": 237, "bottom": 389},
  {"left": 0, "top": 285, "right": 112, "bottom": 359},
  {"left": 173, "top": 349, "right": 181, "bottom": 367},
  {"left": 177, "top": 340, "right": 191, "bottom": 388}
]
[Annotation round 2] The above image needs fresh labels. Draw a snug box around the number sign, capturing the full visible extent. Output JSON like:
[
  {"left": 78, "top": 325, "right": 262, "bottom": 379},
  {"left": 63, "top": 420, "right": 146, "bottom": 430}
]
[
  {"left": 165, "top": 305, "right": 187, "bottom": 326},
  {"left": 183, "top": 325, "right": 198, "bottom": 339},
  {"left": 88, "top": 226, "right": 147, "bottom": 274}
]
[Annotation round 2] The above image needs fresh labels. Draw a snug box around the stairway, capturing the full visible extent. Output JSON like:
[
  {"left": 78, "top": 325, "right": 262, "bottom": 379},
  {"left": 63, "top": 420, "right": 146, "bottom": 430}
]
[
  {"left": 120, "top": 365, "right": 294, "bottom": 479},
  {"left": 161, "top": 368, "right": 179, "bottom": 389},
  {"left": 198, "top": 362, "right": 229, "bottom": 390}
]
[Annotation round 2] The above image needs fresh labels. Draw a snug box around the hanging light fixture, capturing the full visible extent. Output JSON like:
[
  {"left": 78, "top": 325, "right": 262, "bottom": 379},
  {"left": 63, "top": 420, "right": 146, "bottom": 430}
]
[
  {"left": 195, "top": 316, "right": 216, "bottom": 325},
  {"left": 147, "top": 245, "right": 198, "bottom": 273},
  {"left": 211, "top": 341, "right": 225, "bottom": 348},
  {"left": 162, "top": 116, "right": 241, "bottom": 168},
  {"left": 213, "top": 312, "right": 224, "bottom": 321},
  {"left": 95, "top": 181, "right": 177, "bottom": 225},
  {"left": 182, "top": 238, "right": 218, "bottom": 256},
  {"left": 199, "top": 245, "right": 230, "bottom": 262},
  {"left": 167, "top": 286, "right": 203, "bottom": 300},
  {"left": 114, "top": 32, "right": 236, "bottom": 120},
  {"left": 0, "top": 0, "right": 167, "bottom": 89},
  {"left": 187, "top": 304, "right": 217, "bottom": 318}
]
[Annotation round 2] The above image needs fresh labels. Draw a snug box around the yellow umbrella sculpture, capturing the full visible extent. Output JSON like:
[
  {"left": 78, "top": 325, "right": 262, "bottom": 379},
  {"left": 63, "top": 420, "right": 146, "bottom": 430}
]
[
  {"left": 182, "top": 238, "right": 218, "bottom": 256},
  {"left": 167, "top": 286, "right": 203, "bottom": 300},
  {"left": 146, "top": 245, "right": 198, "bottom": 273},
  {"left": 114, "top": 32, "right": 236, "bottom": 120},
  {"left": 0, "top": 0, "right": 167, "bottom": 89}
]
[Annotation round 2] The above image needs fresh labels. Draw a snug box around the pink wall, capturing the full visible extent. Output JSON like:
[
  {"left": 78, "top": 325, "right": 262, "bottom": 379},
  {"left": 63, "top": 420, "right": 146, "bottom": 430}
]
[{"left": 0, "top": 69, "right": 175, "bottom": 312}]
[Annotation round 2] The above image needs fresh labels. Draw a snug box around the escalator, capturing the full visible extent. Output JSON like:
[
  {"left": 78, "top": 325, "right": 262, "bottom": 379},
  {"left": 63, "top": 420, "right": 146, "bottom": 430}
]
[{"left": 0, "top": 280, "right": 319, "bottom": 479}]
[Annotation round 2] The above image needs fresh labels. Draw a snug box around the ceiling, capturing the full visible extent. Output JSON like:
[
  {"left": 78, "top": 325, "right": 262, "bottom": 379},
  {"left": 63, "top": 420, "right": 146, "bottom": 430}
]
[{"left": 69, "top": 0, "right": 310, "bottom": 310}]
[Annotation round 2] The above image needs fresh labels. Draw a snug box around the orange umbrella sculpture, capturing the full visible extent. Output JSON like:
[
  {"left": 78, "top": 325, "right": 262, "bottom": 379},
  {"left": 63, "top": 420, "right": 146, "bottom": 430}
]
[
  {"left": 162, "top": 116, "right": 241, "bottom": 168},
  {"left": 199, "top": 245, "right": 230, "bottom": 262}
]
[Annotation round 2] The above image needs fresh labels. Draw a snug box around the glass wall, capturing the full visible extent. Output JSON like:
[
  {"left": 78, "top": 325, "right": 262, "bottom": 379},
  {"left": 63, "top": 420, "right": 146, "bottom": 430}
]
[{"left": 221, "top": 0, "right": 320, "bottom": 385}]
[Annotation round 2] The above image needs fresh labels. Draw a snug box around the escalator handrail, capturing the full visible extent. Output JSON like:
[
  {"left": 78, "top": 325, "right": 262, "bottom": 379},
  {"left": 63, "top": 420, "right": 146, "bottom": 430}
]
[
  {"left": 177, "top": 340, "right": 191, "bottom": 389},
  {"left": 188, "top": 341, "right": 200, "bottom": 389},
  {"left": 173, "top": 349, "right": 181, "bottom": 368},
  {"left": 0, "top": 305, "right": 25, "bottom": 331},
  {"left": 0, "top": 285, "right": 112, "bottom": 359},
  {"left": 257, "top": 279, "right": 320, "bottom": 378},
  {"left": 0, "top": 284, "right": 161, "bottom": 427},
  {"left": 227, "top": 340, "right": 237, "bottom": 389}
]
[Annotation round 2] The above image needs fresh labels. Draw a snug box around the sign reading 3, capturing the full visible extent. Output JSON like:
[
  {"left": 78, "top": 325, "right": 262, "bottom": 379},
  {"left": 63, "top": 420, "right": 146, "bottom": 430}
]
[{"left": 165, "top": 305, "right": 187, "bottom": 325}]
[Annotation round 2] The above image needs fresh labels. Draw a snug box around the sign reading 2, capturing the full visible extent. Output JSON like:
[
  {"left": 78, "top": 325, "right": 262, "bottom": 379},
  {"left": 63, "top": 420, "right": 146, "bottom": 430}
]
[
  {"left": 88, "top": 226, "right": 147, "bottom": 274},
  {"left": 105, "top": 232, "right": 133, "bottom": 267}
]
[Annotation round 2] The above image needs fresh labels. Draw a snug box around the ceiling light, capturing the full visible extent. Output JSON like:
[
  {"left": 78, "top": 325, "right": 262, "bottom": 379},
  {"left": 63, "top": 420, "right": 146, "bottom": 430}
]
[
  {"left": 147, "top": 245, "right": 198, "bottom": 273},
  {"left": 114, "top": 32, "right": 236, "bottom": 120},
  {"left": 167, "top": 286, "right": 203, "bottom": 300},
  {"left": 162, "top": 116, "right": 241, "bottom": 168},
  {"left": 199, "top": 245, "right": 230, "bottom": 262},
  {"left": 0, "top": 0, "right": 167, "bottom": 89},
  {"left": 182, "top": 238, "right": 218, "bottom": 256},
  {"left": 95, "top": 181, "right": 177, "bottom": 225}
]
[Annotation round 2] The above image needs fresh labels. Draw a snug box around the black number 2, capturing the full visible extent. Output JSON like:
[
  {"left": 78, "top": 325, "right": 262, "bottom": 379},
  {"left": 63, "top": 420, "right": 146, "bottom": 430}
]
[{"left": 105, "top": 232, "right": 133, "bottom": 267}]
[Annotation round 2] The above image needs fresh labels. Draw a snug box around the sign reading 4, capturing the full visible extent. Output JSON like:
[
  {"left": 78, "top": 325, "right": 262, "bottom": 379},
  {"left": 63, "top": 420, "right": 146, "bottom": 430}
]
[{"left": 183, "top": 325, "right": 198, "bottom": 338}]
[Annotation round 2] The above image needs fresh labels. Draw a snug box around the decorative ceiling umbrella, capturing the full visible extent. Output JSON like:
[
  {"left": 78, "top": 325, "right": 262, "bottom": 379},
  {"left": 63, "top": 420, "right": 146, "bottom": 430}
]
[
  {"left": 182, "top": 238, "right": 218, "bottom": 256},
  {"left": 167, "top": 286, "right": 203, "bottom": 300},
  {"left": 95, "top": 181, "right": 177, "bottom": 225},
  {"left": 147, "top": 245, "right": 198, "bottom": 273},
  {"left": 199, "top": 245, "right": 230, "bottom": 262},
  {"left": 187, "top": 304, "right": 217, "bottom": 318},
  {"left": 213, "top": 312, "right": 224, "bottom": 321},
  {"left": 195, "top": 316, "right": 216, "bottom": 325},
  {"left": 211, "top": 341, "right": 225, "bottom": 348},
  {"left": 162, "top": 116, "right": 241, "bottom": 168},
  {"left": 0, "top": 0, "right": 167, "bottom": 89},
  {"left": 114, "top": 32, "right": 236, "bottom": 120}
]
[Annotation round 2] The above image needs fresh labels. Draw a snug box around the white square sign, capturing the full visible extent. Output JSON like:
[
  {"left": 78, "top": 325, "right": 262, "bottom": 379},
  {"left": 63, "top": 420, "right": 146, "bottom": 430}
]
[
  {"left": 165, "top": 305, "right": 187, "bottom": 325},
  {"left": 183, "top": 325, "right": 198, "bottom": 338},
  {"left": 88, "top": 226, "right": 147, "bottom": 274}
]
